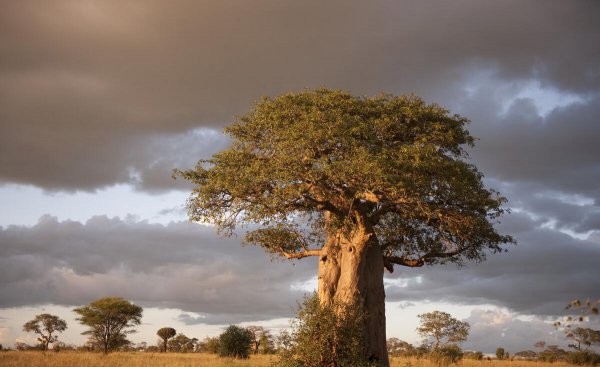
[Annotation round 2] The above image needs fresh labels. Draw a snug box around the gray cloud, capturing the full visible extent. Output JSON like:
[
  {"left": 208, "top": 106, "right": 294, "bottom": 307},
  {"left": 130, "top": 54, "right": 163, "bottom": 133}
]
[
  {"left": 386, "top": 212, "right": 600, "bottom": 316},
  {"left": 2, "top": 212, "right": 598, "bottom": 323},
  {"left": 0, "top": 215, "right": 316, "bottom": 322},
  {"left": 462, "top": 309, "right": 562, "bottom": 353},
  {"left": 1, "top": 1, "right": 599, "bottom": 191}
]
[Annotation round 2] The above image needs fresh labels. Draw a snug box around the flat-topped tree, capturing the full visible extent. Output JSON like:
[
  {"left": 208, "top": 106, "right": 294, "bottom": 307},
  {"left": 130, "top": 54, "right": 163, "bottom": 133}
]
[
  {"left": 177, "top": 89, "right": 513, "bottom": 366},
  {"left": 156, "top": 327, "right": 177, "bottom": 352},
  {"left": 23, "top": 314, "right": 67, "bottom": 351}
]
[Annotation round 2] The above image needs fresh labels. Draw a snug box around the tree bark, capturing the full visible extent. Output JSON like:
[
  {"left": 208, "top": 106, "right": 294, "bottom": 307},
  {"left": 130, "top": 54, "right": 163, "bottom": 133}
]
[{"left": 318, "top": 221, "right": 389, "bottom": 367}]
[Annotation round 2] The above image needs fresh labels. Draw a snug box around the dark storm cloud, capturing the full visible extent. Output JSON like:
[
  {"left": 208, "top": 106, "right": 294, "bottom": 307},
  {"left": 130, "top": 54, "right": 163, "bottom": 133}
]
[
  {"left": 1, "top": 0, "right": 599, "bottom": 191},
  {"left": 0, "top": 215, "right": 316, "bottom": 322},
  {"left": 465, "top": 94, "right": 600, "bottom": 202},
  {"left": 386, "top": 212, "right": 600, "bottom": 316}
]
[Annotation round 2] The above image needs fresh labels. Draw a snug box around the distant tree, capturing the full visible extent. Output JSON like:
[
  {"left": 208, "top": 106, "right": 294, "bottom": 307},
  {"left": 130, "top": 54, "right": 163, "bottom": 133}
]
[
  {"left": 135, "top": 342, "right": 147, "bottom": 352},
  {"left": 538, "top": 345, "right": 568, "bottom": 362},
  {"left": 15, "top": 342, "right": 34, "bottom": 351},
  {"left": 514, "top": 350, "right": 537, "bottom": 360},
  {"left": 463, "top": 351, "right": 484, "bottom": 360},
  {"left": 535, "top": 340, "right": 546, "bottom": 352},
  {"left": 566, "top": 327, "right": 600, "bottom": 351},
  {"left": 22, "top": 313, "right": 67, "bottom": 351},
  {"left": 168, "top": 333, "right": 198, "bottom": 353},
  {"left": 177, "top": 89, "right": 514, "bottom": 366},
  {"left": 417, "top": 311, "right": 470, "bottom": 350},
  {"left": 276, "top": 330, "right": 293, "bottom": 353},
  {"left": 198, "top": 336, "right": 220, "bottom": 354},
  {"left": 73, "top": 297, "right": 143, "bottom": 354},
  {"left": 246, "top": 326, "right": 266, "bottom": 355},
  {"left": 258, "top": 330, "right": 275, "bottom": 354},
  {"left": 496, "top": 347, "right": 506, "bottom": 360},
  {"left": 156, "top": 327, "right": 177, "bottom": 352},
  {"left": 217, "top": 325, "right": 253, "bottom": 358},
  {"left": 387, "top": 338, "right": 416, "bottom": 357}
]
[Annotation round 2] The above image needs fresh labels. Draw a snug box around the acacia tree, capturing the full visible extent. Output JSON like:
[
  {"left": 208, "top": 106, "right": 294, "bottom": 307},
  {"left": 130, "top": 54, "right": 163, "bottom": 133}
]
[
  {"left": 566, "top": 327, "right": 600, "bottom": 351},
  {"left": 22, "top": 314, "right": 67, "bottom": 351},
  {"left": 177, "top": 89, "right": 513, "bottom": 366},
  {"left": 156, "top": 327, "right": 177, "bottom": 352},
  {"left": 417, "top": 311, "right": 470, "bottom": 350},
  {"left": 73, "top": 297, "right": 143, "bottom": 354}
]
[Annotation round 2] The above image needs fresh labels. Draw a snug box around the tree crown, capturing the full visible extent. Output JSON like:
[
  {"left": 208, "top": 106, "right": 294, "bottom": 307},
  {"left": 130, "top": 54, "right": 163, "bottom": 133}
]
[
  {"left": 73, "top": 297, "right": 143, "bottom": 353},
  {"left": 178, "top": 89, "right": 514, "bottom": 267},
  {"left": 157, "top": 327, "right": 177, "bottom": 340},
  {"left": 417, "top": 310, "right": 470, "bottom": 348}
]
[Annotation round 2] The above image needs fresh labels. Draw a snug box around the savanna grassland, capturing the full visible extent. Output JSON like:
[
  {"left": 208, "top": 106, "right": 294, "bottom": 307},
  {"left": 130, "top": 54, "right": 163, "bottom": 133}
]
[{"left": 0, "top": 352, "right": 571, "bottom": 367}]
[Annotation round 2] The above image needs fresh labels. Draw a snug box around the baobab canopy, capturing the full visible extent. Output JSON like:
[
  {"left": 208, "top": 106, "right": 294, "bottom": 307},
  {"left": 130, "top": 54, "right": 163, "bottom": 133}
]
[
  {"left": 178, "top": 88, "right": 514, "bottom": 365},
  {"left": 178, "top": 89, "right": 512, "bottom": 267}
]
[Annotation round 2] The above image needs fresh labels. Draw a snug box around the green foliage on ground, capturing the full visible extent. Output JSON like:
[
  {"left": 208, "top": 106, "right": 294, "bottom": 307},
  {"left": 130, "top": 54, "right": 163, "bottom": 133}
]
[
  {"left": 566, "top": 351, "right": 600, "bottom": 366},
  {"left": 278, "top": 293, "right": 377, "bottom": 367},
  {"left": 429, "top": 344, "right": 463, "bottom": 367}
]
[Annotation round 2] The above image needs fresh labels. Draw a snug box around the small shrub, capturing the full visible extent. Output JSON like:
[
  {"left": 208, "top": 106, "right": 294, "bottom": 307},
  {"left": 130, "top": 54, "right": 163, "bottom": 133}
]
[
  {"left": 567, "top": 350, "right": 600, "bottom": 366},
  {"left": 463, "top": 351, "right": 483, "bottom": 360},
  {"left": 429, "top": 344, "right": 463, "bottom": 367}
]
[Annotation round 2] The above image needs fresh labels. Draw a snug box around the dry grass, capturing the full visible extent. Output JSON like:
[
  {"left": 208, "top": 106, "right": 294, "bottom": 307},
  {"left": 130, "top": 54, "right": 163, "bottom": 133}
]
[
  {"left": 0, "top": 351, "right": 276, "bottom": 367},
  {"left": 0, "top": 352, "right": 575, "bottom": 367},
  {"left": 389, "top": 356, "right": 572, "bottom": 367}
]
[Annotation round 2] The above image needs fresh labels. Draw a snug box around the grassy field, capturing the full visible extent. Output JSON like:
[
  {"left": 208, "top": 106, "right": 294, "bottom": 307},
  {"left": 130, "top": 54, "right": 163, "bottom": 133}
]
[{"left": 0, "top": 352, "right": 573, "bottom": 367}]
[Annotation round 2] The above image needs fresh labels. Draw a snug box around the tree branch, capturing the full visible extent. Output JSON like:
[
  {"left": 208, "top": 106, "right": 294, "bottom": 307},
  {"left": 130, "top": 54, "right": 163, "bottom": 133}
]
[
  {"left": 384, "top": 256, "right": 425, "bottom": 272},
  {"left": 282, "top": 249, "right": 322, "bottom": 259},
  {"left": 384, "top": 245, "right": 472, "bottom": 272}
]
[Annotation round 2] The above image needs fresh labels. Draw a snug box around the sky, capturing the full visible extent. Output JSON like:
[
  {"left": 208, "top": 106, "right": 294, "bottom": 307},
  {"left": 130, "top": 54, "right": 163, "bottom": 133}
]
[{"left": 1, "top": 0, "right": 600, "bottom": 354}]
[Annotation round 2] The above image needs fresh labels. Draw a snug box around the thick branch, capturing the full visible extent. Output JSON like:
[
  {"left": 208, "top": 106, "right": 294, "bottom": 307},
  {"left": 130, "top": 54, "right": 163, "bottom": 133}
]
[
  {"left": 384, "top": 256, "right": 425, "bottom": 272},
  {"left": 282, "top": 249, "right": 322, "bottom": 259},
  {"left": 384, "top": 246, "right": 472, "bottom": 272}
]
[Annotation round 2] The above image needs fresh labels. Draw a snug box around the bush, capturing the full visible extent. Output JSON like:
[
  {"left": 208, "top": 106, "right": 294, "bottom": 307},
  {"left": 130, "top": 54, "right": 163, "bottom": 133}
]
[
  {"left": 278, "top": 293, "right": 376, "bottom": 367},
  {"left": 567, "top": 351, "right": 600, "bottom": 366},
  {"left": 463, "top": 351, "right": 483, "bottom": 360},
  {"left": 429, "top": 345, "right": 463, "bottom": 367},
  {"left": 217, "top": 325, "right": 252, "bottom": 359},
  {"left": 539, "top": 346, "right": 568, "bottom": 362}
]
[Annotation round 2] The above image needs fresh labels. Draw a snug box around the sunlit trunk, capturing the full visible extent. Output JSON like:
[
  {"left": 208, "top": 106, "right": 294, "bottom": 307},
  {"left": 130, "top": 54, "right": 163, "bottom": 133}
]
[{"left": 318, "top": 220, "right": 389, "bottom": 367}]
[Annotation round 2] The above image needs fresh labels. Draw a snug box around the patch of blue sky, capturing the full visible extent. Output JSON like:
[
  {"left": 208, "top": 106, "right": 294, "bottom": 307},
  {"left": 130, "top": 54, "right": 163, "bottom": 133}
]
[{"left": 0, "top": 183, "right": 188, "bottom": 227}]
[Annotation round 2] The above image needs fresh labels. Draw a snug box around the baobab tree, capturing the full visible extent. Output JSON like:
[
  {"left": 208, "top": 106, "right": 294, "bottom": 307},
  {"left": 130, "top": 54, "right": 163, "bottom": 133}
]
[{"left": 177, "top": 89, "right": 513, "bottom": 366}]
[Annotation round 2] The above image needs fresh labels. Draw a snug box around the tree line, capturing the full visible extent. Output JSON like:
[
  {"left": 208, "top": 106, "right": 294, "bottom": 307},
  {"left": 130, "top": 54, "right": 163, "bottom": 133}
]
[{"left": 11, "top": 295, "right": 600, "bottom": 366}]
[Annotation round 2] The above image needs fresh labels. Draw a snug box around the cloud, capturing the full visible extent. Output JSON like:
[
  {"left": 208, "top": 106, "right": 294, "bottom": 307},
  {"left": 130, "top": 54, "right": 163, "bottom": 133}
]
[
  {"left": 1, "top": 1, "right": 599, "bottom": 191},
  {"left": 462, "top": 309, "right": 562, "bottom": 353},
  {"left": 2, "top": 211, "right": 598, "bottom": 324},
  {"left": 386, "top": 211, "right": 600, "bottom": 316},
  {"left": 0, "top": 216, "right": 316, "bottom": 323}
]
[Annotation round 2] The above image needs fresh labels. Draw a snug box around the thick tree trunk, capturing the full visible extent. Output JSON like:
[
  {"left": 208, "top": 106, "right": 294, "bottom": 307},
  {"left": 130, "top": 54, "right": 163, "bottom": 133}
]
[{"left": 318, "top": 224, "right": 389, "bottom": 367}]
